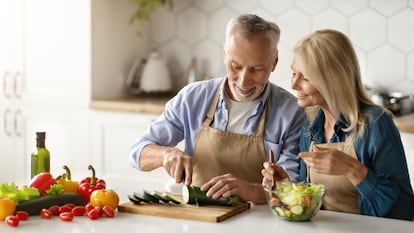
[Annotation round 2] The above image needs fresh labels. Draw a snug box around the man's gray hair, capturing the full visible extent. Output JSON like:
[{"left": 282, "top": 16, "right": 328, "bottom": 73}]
[{"left": 224, "top": 14, "right": 280, "bottom": 57}]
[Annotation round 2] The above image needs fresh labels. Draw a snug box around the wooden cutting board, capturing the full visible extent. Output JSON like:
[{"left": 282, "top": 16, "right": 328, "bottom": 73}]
[{"left": 118, "top": 201, "right": 250, "bottom": 222}]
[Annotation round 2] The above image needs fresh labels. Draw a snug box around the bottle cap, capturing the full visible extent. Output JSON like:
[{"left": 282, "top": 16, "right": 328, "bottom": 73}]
[{"left": 36, "top": 132, "right": 46, "bottom": 139}]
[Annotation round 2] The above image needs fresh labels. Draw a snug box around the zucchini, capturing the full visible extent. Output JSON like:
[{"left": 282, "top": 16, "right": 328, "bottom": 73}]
[
  {"left": 151, "top": 191, "right": 170, "bottom": 203},
  {"left": 15, "top": 193, "right": 83, "bottom": 216},
  {"left": 133, "top": 192, "right": 150, "bottom": 203},
  {"left": 182, "top": 185, "right": 239, "bottom": 206},
  {"left": 128, "top": 195, "right": 142, "bottom": 204},
  {"left": 161, "top": 192, "right": 181, "bottom": 204},
  {"left": 142, "top": 190, "right": 160, "bottom": 203}
]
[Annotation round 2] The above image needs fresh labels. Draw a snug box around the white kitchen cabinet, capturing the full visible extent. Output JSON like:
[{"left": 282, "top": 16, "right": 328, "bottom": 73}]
[
  {"left": 90, "top": 110, "right": 173, "bottom": 184},
  {"left": 0, "top": 0, "right": 91, "bottom": 184},
  {"left": 0, "top": 0, "right": 25, "bottom": 183}
]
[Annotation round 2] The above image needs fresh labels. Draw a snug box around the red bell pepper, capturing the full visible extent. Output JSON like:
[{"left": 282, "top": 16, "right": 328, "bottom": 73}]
[
  {"left": 78, "top": 165, "right": 106, "bottom": 204},
  {"left": 29, "top": 172, "right": 57, "bottom": 196}
]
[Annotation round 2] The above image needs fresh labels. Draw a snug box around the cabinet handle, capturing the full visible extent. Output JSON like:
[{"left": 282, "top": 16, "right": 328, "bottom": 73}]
[
  {"left": 14, "top": 109, "right": 22, "bottom": 137},
  {"left": 13, "top": 71, "right": 22, "bottom": 99},
  {"left": 3, "top": 108, "right": 12, "bottom": 136},
  {"left": 2, "top": 71, "right": 11, "bottom": 99}
]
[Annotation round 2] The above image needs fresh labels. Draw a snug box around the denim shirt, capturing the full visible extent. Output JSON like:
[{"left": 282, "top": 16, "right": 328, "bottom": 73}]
[
  {"left": 129, "top": 77, "right": 306, "bottom": 181},
  {"left": 299, "top": 106, "right": 414, "bottom": 220}
]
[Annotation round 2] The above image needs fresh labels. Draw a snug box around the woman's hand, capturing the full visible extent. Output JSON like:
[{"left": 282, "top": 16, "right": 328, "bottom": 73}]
[
  {"left": 299, "top": 145, "right": 368, "bottom": 185},
  {"left": 200, "top": 173, "right": 266, "bottom": 204},
  {"left": 261, "top": 162, "right": 290, "bottom": 188}
]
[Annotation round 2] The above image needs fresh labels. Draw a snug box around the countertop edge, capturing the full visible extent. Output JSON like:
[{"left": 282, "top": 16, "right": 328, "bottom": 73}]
[{"left": 89, "top": 99, "right": 414, "bottom": 133}]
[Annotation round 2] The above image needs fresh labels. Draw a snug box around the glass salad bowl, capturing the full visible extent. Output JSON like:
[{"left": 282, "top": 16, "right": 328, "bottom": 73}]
[{"left": 263, "top": 181, "right": 325, "bottom": 221}]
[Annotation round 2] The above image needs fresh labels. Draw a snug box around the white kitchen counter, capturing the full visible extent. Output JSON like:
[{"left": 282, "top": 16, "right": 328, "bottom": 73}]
[
  {"left": 2, "top": 172, "right": 413, "bottom": 233},
  {"left": 1, "top": 204, "right": 412, "bottom": 233}
]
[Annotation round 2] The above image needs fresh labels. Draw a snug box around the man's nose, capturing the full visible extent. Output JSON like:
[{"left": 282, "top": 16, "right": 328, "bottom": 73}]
[{"left": 238, "top": 69, "right": 250, "bottom": 87}]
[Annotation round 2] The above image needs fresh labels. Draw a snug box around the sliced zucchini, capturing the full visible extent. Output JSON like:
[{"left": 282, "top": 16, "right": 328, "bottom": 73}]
[
  {"left": 128, "top": 194, "right": 142, "bottom": 204},
  {"left": 151, "top": 191, "right": 170, "bottom": 203},
  {"left": 133, "top": 192, "right": 150, "bottom": 203},
  {"left": 143, "top": 190, "right": 160, "bottom": 203},
  {"left": 161, "top": 192, "right": 181, "bottom": 204}
]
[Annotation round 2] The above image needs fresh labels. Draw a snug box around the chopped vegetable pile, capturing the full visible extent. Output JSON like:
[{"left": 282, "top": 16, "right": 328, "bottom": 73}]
[{"left": 266, "top": 181, "right": 325, "bottom": 221}]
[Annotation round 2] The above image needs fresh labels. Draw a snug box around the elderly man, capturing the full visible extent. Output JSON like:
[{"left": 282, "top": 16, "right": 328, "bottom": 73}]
[{"left": 129, "top": 14, "right": 305, "bottom": 204}]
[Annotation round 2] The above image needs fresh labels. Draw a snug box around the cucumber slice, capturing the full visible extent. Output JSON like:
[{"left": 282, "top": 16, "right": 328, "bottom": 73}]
[
  {"left": 161, "top": 192, "right": 182, "bottom": 204},
  {"left": 128, "top": 195, "right": 142, "bottom": 204},
  {"left": 290, "top": 205, "right": 304, "bottom": 215},
  {"left": 151, "top": 191, "right": 171, "bottom": 203},
  {"left": 133, "top": 192, "right": 150, "bottom": 203},
  {"left": 143, "top": 190, "right": 160, "bottom": 203}
]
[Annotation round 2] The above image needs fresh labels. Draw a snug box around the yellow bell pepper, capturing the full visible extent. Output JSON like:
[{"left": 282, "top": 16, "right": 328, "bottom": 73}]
[{"left": 57, "top": 165, "right": 79, "bottom": 193}]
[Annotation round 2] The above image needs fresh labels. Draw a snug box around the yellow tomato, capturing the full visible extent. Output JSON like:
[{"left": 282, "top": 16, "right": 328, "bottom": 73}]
[
  {"left": 0, "top": 197, "right": 16, "bottom": 220},
  {"left": 90, "top": 189, "right": 119, "bottom": 210}
]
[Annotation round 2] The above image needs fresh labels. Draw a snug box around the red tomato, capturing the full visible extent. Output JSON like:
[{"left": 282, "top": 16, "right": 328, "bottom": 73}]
[
  {"left": 72, "top": 206, "right": 85, "bottom": 216},
  {"left": 59, "top": 212, "right": 74, "bottom": 222},
  {"left": 85, "top": 203, "right": 94, "bottom": 214},
  {"left": 48, "top": 205, "right": 60, "bottom": 216},
  {"left": 87, "top": 208, "right": 100, "bottom": 220},
  {"left": 61, "top": 203, "right": 75, "bottom": 209},
  {"left": 15, "top": 211, "right": 29, "bottom": 221},
  {"left": 5, "top": 215, "right": 19, "bottom": 227},
  {"left": 40, "top": 209, "right": 53, "bottom": 219},
  {"left": 58, "top": 206, "right": 72, "bottom": 213},
  {"left": 94, "top": 206, "right": 103, "bottom": 217},
  {"left": 102, "top": 206, "right": 115, "bottom": 218}
]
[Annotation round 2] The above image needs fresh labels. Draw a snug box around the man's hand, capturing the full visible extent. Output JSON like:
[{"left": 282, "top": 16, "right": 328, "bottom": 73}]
[
  {"left": 200, "top": 173, "right": 266, "bottom": 204},
  {"left": 162, "top": 147, "right": 193, "bottom": 185}
]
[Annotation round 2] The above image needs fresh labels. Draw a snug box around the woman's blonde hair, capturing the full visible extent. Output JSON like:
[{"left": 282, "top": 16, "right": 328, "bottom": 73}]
[{"left": 294, "top": 29, "right": 381, "bottom": 141}]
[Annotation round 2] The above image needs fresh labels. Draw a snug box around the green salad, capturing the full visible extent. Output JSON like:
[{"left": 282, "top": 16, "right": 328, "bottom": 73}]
[{"left": 267, "top": 181, "right": 325, "bottom": 221}]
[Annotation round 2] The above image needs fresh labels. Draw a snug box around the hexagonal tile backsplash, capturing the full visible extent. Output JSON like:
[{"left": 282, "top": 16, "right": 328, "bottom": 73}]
[{"left": 147, "top": 0, "right": 414, "bottom": 94}]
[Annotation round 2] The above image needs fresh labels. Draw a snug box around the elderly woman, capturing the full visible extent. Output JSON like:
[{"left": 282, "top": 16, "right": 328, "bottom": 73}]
[{"left": 262, "top": 29, "right": 414, "bottom": 220}]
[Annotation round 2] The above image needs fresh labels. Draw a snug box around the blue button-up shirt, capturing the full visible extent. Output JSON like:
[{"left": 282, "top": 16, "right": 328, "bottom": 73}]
[
  {"left": 129, "top": 77, "right": 306, "bottom": 181},
  {"left": 299, "top": 106, "right": 414, "bottom": 220}
]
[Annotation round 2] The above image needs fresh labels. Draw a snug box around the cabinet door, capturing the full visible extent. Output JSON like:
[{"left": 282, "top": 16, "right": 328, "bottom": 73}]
[
  {"left": 0, "top": 0, "right": 25, "bottom": 183},
  {"left": 23, "top": 0, "right": 91, "bottom": 105},
  {"left": 90, "top": 111, "right": 172, "bottom": 183}
]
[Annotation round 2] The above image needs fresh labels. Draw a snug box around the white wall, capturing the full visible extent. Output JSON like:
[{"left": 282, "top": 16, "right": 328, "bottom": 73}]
[{"left": 139, "top": 0, "right": 414, "bottom": 95}]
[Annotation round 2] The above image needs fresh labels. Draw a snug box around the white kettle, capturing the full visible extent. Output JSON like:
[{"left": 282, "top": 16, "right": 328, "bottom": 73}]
[{"left": 140, "top": 49, "right": 172, "bottom": 93}]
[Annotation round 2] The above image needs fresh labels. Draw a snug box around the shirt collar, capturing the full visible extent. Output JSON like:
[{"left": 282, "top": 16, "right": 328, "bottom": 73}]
[{"left": 310, "top": 109, "right": 350, "bottom": 143}]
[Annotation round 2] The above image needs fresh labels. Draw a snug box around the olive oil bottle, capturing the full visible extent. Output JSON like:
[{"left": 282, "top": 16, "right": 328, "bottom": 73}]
[{"left": 31, "top": 132, "right": 50, "bottom": 178}]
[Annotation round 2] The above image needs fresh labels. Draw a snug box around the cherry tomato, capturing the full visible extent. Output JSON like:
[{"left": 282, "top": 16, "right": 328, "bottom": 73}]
[
  {"left": 61, "top": 203, "right": 75, "bottom": 209},
  {"left": 72, "top": 206, "right": 85, "bottom": 216},
  {"left": 48, "top": 205, "right": 60, "bottom": 216},
  {"left": 58, "top": 206, "right": 72, "bottom": 213},
  {"left": 5, "top": 215, "right": 19, "bottom": 227},
  {"left": 15, "top": 211, "right": 29, "bottom": 221},
  {"left": 87, "top": 208, "right": 100, "bottom": 220},
  {"left": 85, "top": 203, "right": 94, "bottom": 214},
  {"left": 40, "top": 208, "right": 53, "bottom": 219},
  {"left": 59, "top": 212, "right": 74, "bottom": 222},
  {"left": 102, "top": 206, "right": 115, "bottom": 218},
  {"left": 94, "top": 206, "right": 103, "bottom": 217}
]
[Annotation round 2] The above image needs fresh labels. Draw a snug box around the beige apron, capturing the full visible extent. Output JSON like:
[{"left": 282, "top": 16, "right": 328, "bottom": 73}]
[
  {"left": 192, "top": 82, "right": 269, "bottom": 186},
  {"left": 309, "top": 140, "right": 360, "bottom": 214}
]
